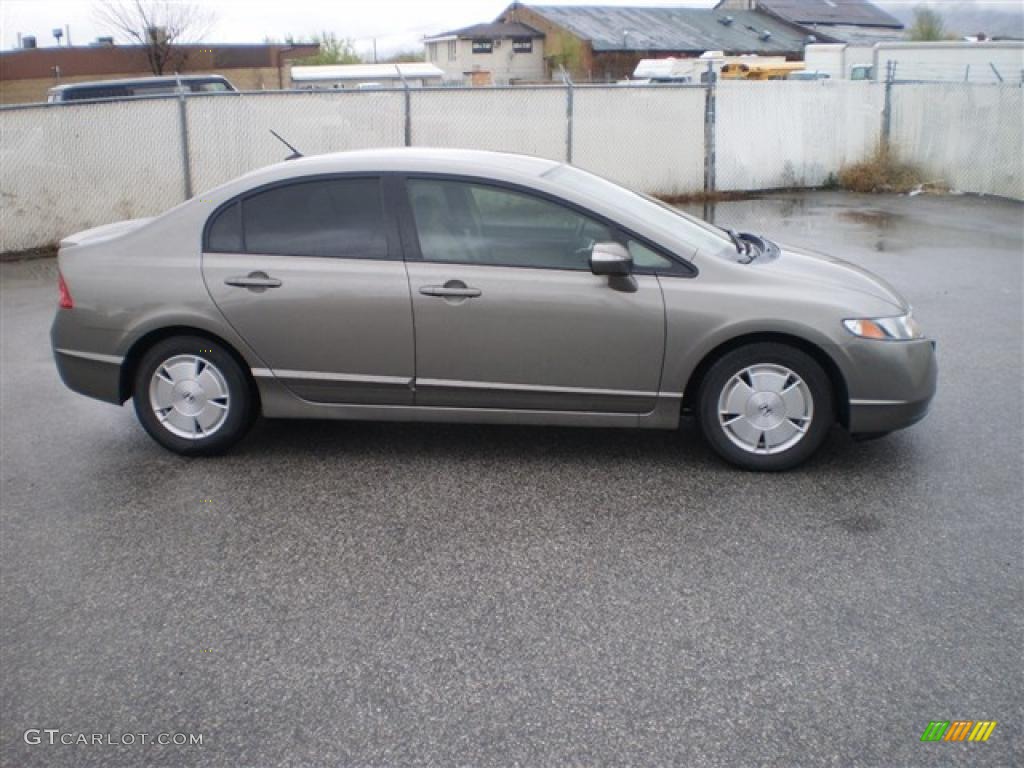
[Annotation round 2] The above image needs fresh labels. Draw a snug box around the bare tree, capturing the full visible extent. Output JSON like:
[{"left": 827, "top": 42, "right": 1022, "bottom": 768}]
[{"left": 94, "top": 1, "right": 216, "bottom": 75}]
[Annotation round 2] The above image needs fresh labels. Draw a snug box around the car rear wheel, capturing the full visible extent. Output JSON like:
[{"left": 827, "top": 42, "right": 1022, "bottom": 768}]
[
  {"left": 133, "top": 336, "right": 253, "bottom": 456},
  {"left": 697, "top": 343, "right": 834, "bottom": 471}
]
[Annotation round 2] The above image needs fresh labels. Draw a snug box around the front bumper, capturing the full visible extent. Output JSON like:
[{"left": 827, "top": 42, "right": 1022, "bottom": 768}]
[{"left": 844, "top": 337, "right": 937, "bottom": 434}]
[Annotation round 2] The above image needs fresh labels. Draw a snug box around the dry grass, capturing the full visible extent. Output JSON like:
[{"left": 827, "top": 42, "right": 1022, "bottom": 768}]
[
  {"left": 0, "top": 243, "right": 58, "bottom": 262},
  {"left": 838, "top": 146, "right": 929, "bottom": 194},
  {"left": 655, "top": 190, "right": 757, "bottom": 205}
]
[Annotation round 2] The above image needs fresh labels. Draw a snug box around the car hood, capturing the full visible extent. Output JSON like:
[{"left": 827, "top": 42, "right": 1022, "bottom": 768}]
[
  {"left": 768, "top": 244, "right": 909, "bottom": 312},
  {"left": 60, "top": 217, "right": 154, "bottom": 248}
]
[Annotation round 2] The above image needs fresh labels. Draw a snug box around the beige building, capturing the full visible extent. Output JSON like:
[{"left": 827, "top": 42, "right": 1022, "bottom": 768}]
[{"left": 424, "top": 22, "right": 545, "bottom": 86}]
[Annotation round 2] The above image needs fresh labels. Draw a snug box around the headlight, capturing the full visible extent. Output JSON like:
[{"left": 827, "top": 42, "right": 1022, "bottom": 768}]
[{"left": 843, "top": 312, "right": 923, "bottom": 341}]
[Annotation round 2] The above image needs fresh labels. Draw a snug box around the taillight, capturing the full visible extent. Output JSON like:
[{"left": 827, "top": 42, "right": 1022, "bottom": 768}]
[{"left": 58, "top": 271, "right": 74, "bottom": 309}]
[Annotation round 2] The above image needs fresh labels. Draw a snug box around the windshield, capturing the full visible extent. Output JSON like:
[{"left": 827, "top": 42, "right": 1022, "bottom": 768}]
[{"left": 543, "top": 164, "right": 734, "bottom": 258}]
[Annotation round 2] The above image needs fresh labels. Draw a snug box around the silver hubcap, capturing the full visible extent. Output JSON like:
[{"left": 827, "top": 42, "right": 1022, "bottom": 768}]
[
  {"left": 718, "top": 364, "right": 813, "bottom": 455},
  {"left": 149, "top": 355, "right": 230, "bottom": 440}
]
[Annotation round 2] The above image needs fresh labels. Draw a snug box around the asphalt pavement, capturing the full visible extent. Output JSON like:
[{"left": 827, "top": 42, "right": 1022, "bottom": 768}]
[{"left": 1, "top": 191, "right": 1021, "bottom": 767}]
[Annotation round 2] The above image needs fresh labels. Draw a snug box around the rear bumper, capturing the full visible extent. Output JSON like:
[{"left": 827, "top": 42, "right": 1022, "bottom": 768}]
[
  {"left": 53, "top": 348, "right": 124, "bottom": 404},
  {"left": 844, "top": 338, "right": 937, "bottom": 434},
  {"left": 51, "top": 314, "right": 124, "bottom": 404}
]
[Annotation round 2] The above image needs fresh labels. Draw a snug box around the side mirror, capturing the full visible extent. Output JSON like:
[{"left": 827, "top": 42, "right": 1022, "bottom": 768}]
[{"left": 590, "top": 242, "right": 633, "bottom": 276}]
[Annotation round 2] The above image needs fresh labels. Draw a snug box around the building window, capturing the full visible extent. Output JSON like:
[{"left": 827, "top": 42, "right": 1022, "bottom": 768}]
[
  {"left": 512, "top": 38, "right": 533, "bottom": 53},
  {"left": 447, "top": 40, "right": 456, "bottom": 61},
  {"left": 472, "top": 39, "right": 493, "bottom": 54}
]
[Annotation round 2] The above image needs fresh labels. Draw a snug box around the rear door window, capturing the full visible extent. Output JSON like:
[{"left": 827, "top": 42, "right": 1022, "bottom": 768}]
[{"left": 205, "top": 177, "right": 388, "bottom": 259}]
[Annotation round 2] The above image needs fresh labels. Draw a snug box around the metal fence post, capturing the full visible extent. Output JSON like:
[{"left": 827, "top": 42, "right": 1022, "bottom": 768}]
[
  {"left": 558, "top": 64, "right": 574, "bottom": 164},
  {"left": 566, "top": 81, "right": 574, "bottom": 164},
  {"left": 881, "top": 60, "right": 894, "bottom": 150},
  {"left": 404, "top": 86, "right": 412, "bottom": 147},
  {"left": 176, "top": 90, "right": 193, "bottom": 199},
  {"left": 396, "top": 65, "right": 412, "bottom": 147},
  {"left": 703, "top": 61, "right": 716, "bottom": 195}
]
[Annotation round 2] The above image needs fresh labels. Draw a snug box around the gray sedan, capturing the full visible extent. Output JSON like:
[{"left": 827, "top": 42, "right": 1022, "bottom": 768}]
[{"left": 51, "top": 149, "right": 936, "bottom": 470}]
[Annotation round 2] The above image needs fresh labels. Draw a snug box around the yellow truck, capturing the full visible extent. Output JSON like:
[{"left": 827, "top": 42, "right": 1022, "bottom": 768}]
[{"left": 720, "top": 61, "right": 806, "bottom": 80}]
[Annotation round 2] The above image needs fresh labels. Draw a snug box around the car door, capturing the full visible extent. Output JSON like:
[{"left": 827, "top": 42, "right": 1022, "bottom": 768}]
[
  {"left": 401, "top": 177, "right": 666, "bottom": 413},
  {"left": 201, "top": 175, "right": 415, "bottom": 405}
]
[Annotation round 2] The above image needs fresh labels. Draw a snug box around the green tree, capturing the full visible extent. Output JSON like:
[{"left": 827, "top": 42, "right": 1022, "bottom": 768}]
[
  {"left": 908, "top": 6, "right": 949, "bottom": 41},
  {"left": 297, "top": 32, "right": 362, "bottom": 65},
  {"left": 381, "top": 49, "right": 426, "bottom": 64},
  {"left": 546, "top": 32, "right": 584, "bottom": 79}
]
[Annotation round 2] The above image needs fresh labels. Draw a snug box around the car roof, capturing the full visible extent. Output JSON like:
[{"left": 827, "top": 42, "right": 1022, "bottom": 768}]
[
  {"left": 48, "top": 74, "right": 229, "bottom": 92},
  {"left": 222, "top": 148, "right": 563, "bottom": 191}
]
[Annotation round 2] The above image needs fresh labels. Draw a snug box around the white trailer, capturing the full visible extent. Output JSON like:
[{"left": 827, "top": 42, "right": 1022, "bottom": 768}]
[
  {"left": 873, "top": 41, "right": 1024, "bottom": 84},
  {"left": 804, "top": 41, "right": 1024, "bottom": 83},
  {"left": 804, "top": 43, "right": 874, "bottom": 80}
]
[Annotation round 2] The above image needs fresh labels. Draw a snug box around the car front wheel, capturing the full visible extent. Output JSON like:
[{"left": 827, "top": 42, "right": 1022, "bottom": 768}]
[
  {"left": 133, "top": 336, "right": 253, "bottom": 456},
  {"left": 697, "top": 343, "right": 834, "bottom": 471}
]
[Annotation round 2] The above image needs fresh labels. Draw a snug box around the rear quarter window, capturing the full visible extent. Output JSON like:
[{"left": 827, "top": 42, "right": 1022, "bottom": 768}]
[{"left": 206, "top": 201, "right": 242, "bottom": 252}]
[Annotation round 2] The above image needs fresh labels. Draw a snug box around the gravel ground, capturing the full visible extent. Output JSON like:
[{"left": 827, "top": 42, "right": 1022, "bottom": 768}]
[{"left": 1, "top": 191, "right": 1021, "bottom": 767}]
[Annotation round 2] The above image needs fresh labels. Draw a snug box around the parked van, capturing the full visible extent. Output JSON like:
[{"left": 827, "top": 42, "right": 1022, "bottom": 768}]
[{"left": 46, "top": 75, "right": 236, "bottom": 103}]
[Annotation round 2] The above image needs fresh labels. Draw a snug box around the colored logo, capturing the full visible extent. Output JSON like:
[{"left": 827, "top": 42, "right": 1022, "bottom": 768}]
[{"left": 921, "top": 720, "right": 997, "bottom": 742}]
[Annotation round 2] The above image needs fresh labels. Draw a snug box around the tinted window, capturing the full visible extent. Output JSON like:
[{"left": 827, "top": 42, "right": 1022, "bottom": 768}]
[
  {"left": 193, "top": 81, "right": 231, "bottom": 92},
  {"left": 127, "top": 83, "right": 179, "bottom": 96},
  {"left": 408, "top": 179, "right": 612, "bottom": 270},
  {"left": 240, "top": 178, "right": 387, "bottom": 259},
  {"left": 65, "top": 86, "right": 132, "bottom": 101},
  {"left": 206, "top": 201, "right": 243, "bottom": 252}
]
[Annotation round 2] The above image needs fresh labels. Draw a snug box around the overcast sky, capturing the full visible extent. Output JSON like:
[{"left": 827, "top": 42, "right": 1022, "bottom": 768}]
[
  {"left": 0, "top": 0, "right": 1015, "bottom": 54},
  {"left": 0, "top": 1, "right": 716, "bottom": 54}
]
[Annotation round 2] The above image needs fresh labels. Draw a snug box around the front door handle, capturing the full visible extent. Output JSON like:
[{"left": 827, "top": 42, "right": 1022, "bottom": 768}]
[
  {"left": 225, "top": 271, "right": 282, "bottom": 291},
  {"left": 419, "top": 280, "right": 481, "bottom": 299}
]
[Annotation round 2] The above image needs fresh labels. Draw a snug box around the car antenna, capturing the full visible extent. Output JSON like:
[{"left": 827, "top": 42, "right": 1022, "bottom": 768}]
[{"left": 269, "top": 129, "right": 304, "bottom": 161}]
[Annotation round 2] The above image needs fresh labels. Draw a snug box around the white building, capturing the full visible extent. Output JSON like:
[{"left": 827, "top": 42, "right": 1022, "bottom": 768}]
[
  {"left": 290, "top": 62, "right": 444, "bottom": 90},
  {"left": 423, "top": 22, "right": 545, "bottom": 86}
]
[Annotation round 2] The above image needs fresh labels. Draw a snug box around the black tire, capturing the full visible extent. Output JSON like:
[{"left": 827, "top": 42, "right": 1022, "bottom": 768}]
[
  {"left": 697, "top": 342, "right": 835, "bottom": 471},
  {"left": 133, "top": 335, "right": 254, "bottom": 456}
]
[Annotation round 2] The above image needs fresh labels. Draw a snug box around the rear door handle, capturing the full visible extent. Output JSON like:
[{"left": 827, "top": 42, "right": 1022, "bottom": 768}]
[
  {"left": 225, "top": 271, "right": 282, "bottom": 290},
  {"left": 419, "top": 282, "right": 481, "bottom": 299}
]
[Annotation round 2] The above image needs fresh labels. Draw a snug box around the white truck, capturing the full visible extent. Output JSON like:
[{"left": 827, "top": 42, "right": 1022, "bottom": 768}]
[{"left": 805, "top": 41, "right": 1024, "bottom": 83}]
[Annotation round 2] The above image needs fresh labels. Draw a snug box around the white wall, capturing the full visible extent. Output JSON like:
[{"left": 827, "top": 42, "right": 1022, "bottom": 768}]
[
  {"left": 890, "top": 83, "right": 1024, "bottom": 200},
  {"left": 0, "top": 98, "right": 185, "bottom": 252},
  {"left": 876, "top": 42, "right": 1024, "bottom": 84},
  {"left": 716, "top": 81, "right": 885, "bottom": 191},
  {"left": 185, "top": 91, "right": 406, "bottom": 193},
  {"left": 572, "top": 86, "right": 705, "bottom": 195},
  {"left": 410, "top": 87, "right": 566, "bottom": 160},
  {"left": 1, "top": 81, "right": 1021, "bottom": 252}
]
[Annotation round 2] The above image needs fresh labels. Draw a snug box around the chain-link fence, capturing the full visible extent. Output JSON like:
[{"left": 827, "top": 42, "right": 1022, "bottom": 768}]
[
  {"left": 715, "top": 80, "right": 886, "bottom": 192},
  {"left": 1, "top": 78, "right": 1021, "bottom": 252},
  {"left": 888, "top": 81, "right": 1023, "bottom": 200}
]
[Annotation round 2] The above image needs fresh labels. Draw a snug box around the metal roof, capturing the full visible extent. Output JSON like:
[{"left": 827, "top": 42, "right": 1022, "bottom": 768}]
[
  {"left": 427, "top": 21, "right": 544, "bottom": 41},
  {"left": 524, "top": 6, "right": 814, "bottom": 53},
  {"left": 756, "top": 0, "right": 903, "bottom": 29},
  {"left": 805, "top": 23, "right": 905, "bottom": 44}
]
